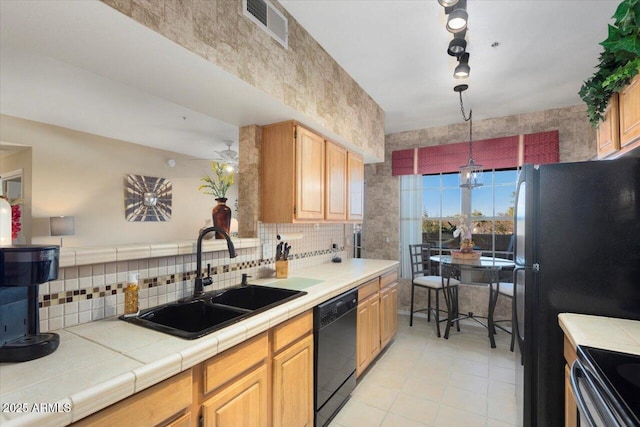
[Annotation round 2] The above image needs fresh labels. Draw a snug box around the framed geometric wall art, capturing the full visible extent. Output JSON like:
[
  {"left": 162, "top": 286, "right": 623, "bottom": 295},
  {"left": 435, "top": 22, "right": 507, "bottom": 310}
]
[{"left": 124, "top": 174, "right": 172, "bottom": 222}]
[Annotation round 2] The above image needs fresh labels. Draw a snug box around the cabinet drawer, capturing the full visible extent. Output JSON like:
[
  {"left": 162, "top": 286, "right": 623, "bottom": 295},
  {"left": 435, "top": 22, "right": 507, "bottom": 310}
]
[
  {"left": 358, "top": 278, "right": 379, "bottom": 300},
  {"left": 204, "top": 332, "right": 268, "bottom": 395},
  {"left": 272, "top": 310, "right": 313, "bottom": 353},
  {"left": 380, "top": 270, "right": 398, "bottom": 288},
  {"left": 74, "top": 369, "right": 192, "bottom": 427}
]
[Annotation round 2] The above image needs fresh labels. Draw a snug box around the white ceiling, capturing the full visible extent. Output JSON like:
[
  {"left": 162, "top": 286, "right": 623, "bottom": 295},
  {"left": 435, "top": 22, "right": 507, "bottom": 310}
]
[
  {"left": 281, "top": 0, "right": 618, "bottom": 133},
  {"left": 0, "top": 0, "right": 619, "bottom": 161}
]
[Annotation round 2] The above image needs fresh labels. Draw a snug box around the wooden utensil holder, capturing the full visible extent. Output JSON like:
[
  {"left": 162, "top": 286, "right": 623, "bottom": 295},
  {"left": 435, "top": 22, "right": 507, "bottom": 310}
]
[{"left": 275, "top": 260, "right": 288, "bottom": 278}]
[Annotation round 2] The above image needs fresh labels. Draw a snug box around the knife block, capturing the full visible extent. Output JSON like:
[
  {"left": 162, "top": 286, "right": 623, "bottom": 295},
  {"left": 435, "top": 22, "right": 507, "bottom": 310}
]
[{"left": 275, "top": 260, "right": 288, "bottom": 278}]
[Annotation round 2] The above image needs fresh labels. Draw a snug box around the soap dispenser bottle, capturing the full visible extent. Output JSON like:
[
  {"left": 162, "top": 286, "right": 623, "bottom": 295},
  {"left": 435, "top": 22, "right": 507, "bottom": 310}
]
[{"left": 124, "top": 272, "right": 139, "bottom": 315}]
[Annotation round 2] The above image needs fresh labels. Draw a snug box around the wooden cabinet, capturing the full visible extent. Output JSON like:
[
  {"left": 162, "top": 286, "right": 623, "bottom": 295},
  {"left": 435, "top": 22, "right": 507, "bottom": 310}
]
[
  {"left": 597, "top": 93, "right": 620, "bottom": 158},
  {"left": 347, "top": 152, "right": 364, "bottom": 222},
  {"left": 272, "top": 334, "right": 314, "bottom": 427},
  {"left": 201, "top": 364, "right": 268, "bottom": 427},
  {"left": 563, "top": 334, "right": 578, "bottom": 427},
  {"left": 356, "top": 277, "right": 379, "bottom": 376},
  {"left": 325, "top": 141, "right": 347, "bottom": 221},
  {"left": 356, "top": 270, "right": 398, "bottom": 378},
  {"left": 271, "top": 311, "right": 314, "bottom": 427},
  {"left": 380, "top": 282, "right": 398, "bottom": 349},
  {"left": 620, "top": 73, "right": 640, "bottom": 147},
  {"left": 262, "top": 121, "right": 325, "bottom": 223},
  {"left": 380, "top": 271, "right": 398, "bottom": 349},
  {"left": 261, "top": 120, "right": 364, "bottom": 224},
  {"left": 596, "top": 72, "right": 640, "bottom": 159},
  {"left": 201, "top": 332, "right": 269, "bottom": 427},
  {"left": 74, "top": 369, "right": 192, "bottom": 427}
]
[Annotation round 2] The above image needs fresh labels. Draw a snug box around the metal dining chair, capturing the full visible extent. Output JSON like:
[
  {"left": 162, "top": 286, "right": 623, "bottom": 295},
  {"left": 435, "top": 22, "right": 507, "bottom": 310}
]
[
  {"left": 489, "top": 282, "right": 515, "bottom": 351},
  {"left": 409, "top": 243, "right": 460, "bottom": 337}
]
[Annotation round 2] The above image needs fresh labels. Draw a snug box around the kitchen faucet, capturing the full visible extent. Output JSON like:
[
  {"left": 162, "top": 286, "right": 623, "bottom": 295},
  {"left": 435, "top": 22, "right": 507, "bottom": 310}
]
[{"left": 194, "top": 226, "right": 237, "bottom": 297}]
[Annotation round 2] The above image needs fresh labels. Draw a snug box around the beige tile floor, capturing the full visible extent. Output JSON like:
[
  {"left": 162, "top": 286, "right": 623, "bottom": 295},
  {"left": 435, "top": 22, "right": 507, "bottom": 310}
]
[{"left": 329, "top": 314, "right": 522, "bottom": 427}]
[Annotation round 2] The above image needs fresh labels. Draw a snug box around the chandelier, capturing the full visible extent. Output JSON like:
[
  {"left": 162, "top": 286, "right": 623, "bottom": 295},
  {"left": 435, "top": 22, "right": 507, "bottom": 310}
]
[{"left": 455, "top": 84, "right": 483, "bottom": 189}]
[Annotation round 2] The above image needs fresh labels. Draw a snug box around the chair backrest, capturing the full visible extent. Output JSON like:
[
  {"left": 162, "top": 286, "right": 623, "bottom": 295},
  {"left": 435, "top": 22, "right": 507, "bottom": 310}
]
[{"left": 409, "top": 244, "right": 433, "bottom": 279}]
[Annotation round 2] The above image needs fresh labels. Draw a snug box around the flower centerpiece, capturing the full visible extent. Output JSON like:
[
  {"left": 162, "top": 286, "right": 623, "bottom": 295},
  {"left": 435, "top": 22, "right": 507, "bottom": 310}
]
[
  {"left": 452, "top": 214, "right": 480, "bottom": 258},
  {"left": 199, "top": 162, "right": 235, "bottom": 239}
]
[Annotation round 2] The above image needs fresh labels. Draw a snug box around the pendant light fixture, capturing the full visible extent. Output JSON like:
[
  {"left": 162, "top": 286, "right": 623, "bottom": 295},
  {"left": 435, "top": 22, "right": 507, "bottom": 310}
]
[{"left": 454, "top": 84, "right": 483, "bottom": 189}]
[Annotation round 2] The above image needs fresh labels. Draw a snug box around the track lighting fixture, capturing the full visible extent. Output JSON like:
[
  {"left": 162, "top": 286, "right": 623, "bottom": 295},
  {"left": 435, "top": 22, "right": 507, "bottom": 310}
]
[
  {"left": 438, "top": 0, "right": 459, "bottom": 7},
  {"left": 454, "top": 53, "right": 470, "bottom": 79},
  {"left": 446, "top": 0, "right": 468, "bottom": 33}
]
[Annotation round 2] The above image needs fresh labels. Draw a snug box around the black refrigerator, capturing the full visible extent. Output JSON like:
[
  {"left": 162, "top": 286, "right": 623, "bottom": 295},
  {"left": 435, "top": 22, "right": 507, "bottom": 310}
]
[{"left": 513, "top": 158, "right": 640, "bottom": 427}]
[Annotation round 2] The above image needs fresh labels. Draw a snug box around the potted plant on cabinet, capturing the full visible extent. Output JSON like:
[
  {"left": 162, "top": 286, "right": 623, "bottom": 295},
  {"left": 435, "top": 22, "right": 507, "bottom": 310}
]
[{"left": 579, "top": 0, "right": 640, "bottom": 126}]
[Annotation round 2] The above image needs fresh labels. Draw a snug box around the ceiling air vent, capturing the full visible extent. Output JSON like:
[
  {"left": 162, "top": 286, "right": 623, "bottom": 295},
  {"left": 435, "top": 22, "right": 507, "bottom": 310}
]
[{"left": 244, "top": 0, "right": 288, "bottom": 49}]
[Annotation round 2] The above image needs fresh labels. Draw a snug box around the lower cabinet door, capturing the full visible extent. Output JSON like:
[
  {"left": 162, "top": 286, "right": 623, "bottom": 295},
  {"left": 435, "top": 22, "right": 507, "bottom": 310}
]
[
  {"left": 201, "top": 364, "right": 268, "bottom": 427},
  {"left": 272, "top": 334, "right": 314, "bottom": 427},
  {"left": 380, "top": 283, "right": 399, "bottom": 348},
  {"left": 356, "top": 300, "right": 371, "bottom": 377},
  {"left": 369, "top": 294, "right": 381, "bottom": 360}
]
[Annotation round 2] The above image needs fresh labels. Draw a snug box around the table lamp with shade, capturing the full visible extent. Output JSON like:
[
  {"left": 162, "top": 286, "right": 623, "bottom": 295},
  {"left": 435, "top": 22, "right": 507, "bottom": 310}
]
[{"left": 50, "top": 216, "right": 75, "bottom": 247}]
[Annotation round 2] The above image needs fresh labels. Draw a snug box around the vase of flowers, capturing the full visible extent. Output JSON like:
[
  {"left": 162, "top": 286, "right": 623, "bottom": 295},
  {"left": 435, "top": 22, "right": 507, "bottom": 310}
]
[
  {"left": 452, "top": 214, "right": 479, "bottom": 258},
  {"left": 199, "top": 162, "right": 235, "bottom": 239}
]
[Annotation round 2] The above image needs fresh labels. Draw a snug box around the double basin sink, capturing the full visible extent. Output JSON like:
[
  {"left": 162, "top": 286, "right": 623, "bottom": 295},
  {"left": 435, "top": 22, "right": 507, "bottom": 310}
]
[{"left": 120, "top": 285, "right": 306, "bottom": 339}]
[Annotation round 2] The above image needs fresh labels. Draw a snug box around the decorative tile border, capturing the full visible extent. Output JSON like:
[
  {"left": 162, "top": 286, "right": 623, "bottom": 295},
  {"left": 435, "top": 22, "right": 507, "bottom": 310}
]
[{"left": 38, "top": 248, "right": 339, "bottom": 308}]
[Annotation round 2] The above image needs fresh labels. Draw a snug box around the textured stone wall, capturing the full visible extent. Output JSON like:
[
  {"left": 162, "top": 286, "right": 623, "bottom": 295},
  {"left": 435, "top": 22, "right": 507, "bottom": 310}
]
[
  {"left": 363, "top": 104, "right": 596, "bottom": 316},
  {"left": 238, "top": 124, "right": 261, "bottom": 238},
  {"left": 101, "top": 0, "right": 385, "bottom": 160}
]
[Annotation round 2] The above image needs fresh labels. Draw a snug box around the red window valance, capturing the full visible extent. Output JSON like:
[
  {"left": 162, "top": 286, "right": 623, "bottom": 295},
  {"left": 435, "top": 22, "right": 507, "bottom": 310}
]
[{"left": 391, "top": 130, "right": 559, "bottom": 176}]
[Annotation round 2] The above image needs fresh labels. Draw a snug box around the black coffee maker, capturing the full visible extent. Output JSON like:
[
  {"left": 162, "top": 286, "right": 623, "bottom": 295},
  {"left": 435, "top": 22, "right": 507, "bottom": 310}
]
[{"left": 0, "top": 245, "right": 60, "bottom": 362}]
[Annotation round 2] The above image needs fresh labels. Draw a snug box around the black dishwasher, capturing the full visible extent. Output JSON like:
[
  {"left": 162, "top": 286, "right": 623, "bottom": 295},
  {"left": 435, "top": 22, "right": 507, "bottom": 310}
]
[{"left": 314, "top": 288, "right": 358, "bottom": 427}]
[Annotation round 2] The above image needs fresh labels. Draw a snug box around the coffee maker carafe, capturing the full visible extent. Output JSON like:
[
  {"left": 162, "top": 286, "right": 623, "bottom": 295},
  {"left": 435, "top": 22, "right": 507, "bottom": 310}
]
[{"left": 0, "top": 245, "right": 60, "bottom": 362}]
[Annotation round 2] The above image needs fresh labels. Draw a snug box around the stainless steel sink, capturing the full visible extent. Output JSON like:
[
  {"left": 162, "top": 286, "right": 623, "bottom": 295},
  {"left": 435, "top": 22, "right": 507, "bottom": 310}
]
[{"left": 120, "top": 285, "right": 306, "bottom": 339}]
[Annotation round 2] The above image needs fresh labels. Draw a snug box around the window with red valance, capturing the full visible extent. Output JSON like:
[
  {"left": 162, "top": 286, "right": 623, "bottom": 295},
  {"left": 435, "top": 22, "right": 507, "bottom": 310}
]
[{"left": 391, "top": 130, "right": 559, "bottom": 176}]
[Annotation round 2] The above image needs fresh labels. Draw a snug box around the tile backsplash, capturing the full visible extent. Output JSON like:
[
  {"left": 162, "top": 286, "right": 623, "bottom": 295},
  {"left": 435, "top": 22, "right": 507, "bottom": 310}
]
[{"left": 39, "top": 223, "right": 354, "bottom": 332}]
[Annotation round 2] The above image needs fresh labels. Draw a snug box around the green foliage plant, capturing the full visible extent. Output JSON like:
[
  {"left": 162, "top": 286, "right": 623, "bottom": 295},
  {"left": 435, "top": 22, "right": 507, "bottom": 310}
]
[
  {"left": 579, "top": 0, "right": 640, "bottom": 126},
  {"left": 199, "top": 162, "right": 235, "bottom": 199}
]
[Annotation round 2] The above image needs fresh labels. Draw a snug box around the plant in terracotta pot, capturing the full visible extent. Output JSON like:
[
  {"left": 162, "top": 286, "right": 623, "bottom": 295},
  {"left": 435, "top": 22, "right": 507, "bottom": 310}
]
[
  {"left": 579, "top": 0, "right": 640, "bottom": 125},
  {"left": 199, "top": 162, "right": 235, "bottom": 239}
]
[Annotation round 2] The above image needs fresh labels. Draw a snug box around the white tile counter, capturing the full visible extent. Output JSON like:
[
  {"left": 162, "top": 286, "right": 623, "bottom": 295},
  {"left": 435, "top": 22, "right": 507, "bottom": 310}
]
[
  {"left": 559, "top": 313, "right": 640, "bottom": 356},
  {"left": 0, "top": 258, "right": 398, "bottom": 426}
]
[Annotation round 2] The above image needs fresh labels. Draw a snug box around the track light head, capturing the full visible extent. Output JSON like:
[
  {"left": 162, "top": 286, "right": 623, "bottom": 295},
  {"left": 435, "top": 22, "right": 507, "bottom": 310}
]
[
  {"left": 447, "top": 32, "right": 467, "bottom": 57},
  {"left": 454, "top": 53, "right": 470, "bottom": 79},
  {"left": 445, "top": 0, "right": 468, "bottom": 33},
  {"left": 438, "top": 0, "right": 459, "bottom": 6}
]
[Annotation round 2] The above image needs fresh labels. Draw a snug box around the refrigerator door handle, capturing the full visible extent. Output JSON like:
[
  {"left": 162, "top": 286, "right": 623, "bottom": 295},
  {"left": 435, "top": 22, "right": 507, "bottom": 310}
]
[{"left": 514, "top": 264, "right": 539, "bottom": 272}]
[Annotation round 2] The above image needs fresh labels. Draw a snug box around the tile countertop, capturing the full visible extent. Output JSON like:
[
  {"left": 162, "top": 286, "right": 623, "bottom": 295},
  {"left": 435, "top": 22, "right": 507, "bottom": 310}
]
[
  {"left": 559, "top": 313, "right": 640, "bottom": 356},
  {"left": 0, "top": 258, "right": 399, "bottom": 427}
]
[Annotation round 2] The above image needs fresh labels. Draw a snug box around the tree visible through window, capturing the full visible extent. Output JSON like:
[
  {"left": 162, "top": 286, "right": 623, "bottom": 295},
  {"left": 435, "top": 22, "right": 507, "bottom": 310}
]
[{"left": 422, "top": 169, "right": 517, "bottom": 257}]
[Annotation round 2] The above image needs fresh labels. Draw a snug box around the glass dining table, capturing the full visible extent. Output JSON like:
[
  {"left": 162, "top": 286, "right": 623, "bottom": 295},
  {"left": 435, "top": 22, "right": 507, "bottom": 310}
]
[{"left": 430, "top": 255, "right": 515, "bottom": 348}]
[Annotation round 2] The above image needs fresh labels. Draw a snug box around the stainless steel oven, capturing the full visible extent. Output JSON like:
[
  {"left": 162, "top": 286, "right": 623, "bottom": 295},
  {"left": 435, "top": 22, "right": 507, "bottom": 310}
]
[
  {"left": 570, "top": 346, "right": 640, "bottom": 427},
  {"left": 314, "top": 288, "right": 358, "bottom": 427}
]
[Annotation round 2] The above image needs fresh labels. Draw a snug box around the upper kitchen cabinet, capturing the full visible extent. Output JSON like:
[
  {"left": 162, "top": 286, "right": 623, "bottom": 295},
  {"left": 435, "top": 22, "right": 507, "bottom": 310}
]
[
  {"left": 262, "top": 121, "right": 325, "bottom": 223},
  {"left": 596, "top": 93, "right": 620, "bottom": 159},
  {"left": 620, "top": 74, "right": 640, "bottom": 148},
  {"left": 347, "top": 152, "right": 364, "bottom": 222},
  {"left": 325, "top": 141, "right": 347, "bottom": 221},
  {"left": 261, "top": 121, "right": 364, "bottom": 224},
  {"left": 596, "top": 73, "right": 640, "bottom": 159}
]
